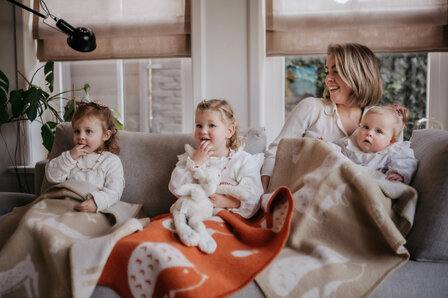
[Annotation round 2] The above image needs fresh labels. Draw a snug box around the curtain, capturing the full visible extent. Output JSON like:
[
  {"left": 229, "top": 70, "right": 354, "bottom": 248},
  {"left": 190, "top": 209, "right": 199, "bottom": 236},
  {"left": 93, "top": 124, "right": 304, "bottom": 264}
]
[
  {"left": 32, "top": 0, "right": 190, "bottom": 61},
  {"left": 266, "top": 0, "right": 448, "bottom": 56}
]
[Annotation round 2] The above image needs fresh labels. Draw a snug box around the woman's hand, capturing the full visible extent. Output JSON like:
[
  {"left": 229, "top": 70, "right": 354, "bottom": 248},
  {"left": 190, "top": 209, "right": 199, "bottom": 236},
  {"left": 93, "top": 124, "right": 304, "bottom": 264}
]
[
  {"left": 261, "top": 175, "right": 270, "bottom": 193},
  {"left": 192, "top": 141, "right": 214, "bottom": 167},
  {"left": 75, "top": 197, "right": 97, "bottom": 213},
  {"left": 70, "top": 144, "right": 89, "bottom": 160},
  {"left": 209, "top": 193, "right": 240, "bottom": 209}
]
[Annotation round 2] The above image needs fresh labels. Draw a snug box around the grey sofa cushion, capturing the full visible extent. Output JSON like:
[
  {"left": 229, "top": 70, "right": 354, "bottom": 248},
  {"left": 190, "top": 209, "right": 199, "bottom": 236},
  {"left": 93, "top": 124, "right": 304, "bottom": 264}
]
[
  {"left": 406, "top": 129, "right": 448, "bottom": 261},
  {"left": 41, "top": 123, "right": 266, "bottom": 218}
]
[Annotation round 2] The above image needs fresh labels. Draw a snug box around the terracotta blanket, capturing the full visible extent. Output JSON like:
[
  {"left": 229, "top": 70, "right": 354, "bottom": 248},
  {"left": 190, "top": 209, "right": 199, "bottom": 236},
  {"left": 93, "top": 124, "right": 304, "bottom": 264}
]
[
  {"left": 0, "top": 180, "right": 148, "bottom": 298},
  {"left": 98, "top": 186, "right": 294, "bottom": 297},
  {"left": 255, "top": 138, "right": 418, "bottom": 297}
]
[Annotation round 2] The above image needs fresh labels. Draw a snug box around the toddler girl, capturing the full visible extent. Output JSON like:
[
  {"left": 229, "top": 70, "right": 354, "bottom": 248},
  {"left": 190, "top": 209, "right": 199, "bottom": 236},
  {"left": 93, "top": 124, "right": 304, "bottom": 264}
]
[
  {"left": 330, "top": 104, "right": 417, "bottom": 184},
  {"left": 169, "top": 99, "right": 264, "bottom": 216},
  {"left": 46, "top": 101, "right": 125, "bottom": 212}
]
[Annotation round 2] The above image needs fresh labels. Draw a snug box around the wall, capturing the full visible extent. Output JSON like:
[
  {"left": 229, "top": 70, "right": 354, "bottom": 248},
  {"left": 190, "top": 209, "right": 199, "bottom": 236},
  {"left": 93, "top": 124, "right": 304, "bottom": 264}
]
[
  {"left": 0, "top": 0, "right": 45, "bottom": 193},
  {"left": 428, "top": 53, "right": 448, "bottom": 130},
  {"left": 0, "top": 0, "right": 32, "bottom": 193}
]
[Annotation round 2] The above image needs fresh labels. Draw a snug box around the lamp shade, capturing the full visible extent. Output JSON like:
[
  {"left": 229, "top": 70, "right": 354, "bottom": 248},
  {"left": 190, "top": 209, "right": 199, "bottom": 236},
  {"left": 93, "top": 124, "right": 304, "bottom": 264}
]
[
  {"left": 67, "top": 27, "right": 96, "bottom": 52},
  {"left": 56, "top": 19, "right": 96, "bottom": 52}
]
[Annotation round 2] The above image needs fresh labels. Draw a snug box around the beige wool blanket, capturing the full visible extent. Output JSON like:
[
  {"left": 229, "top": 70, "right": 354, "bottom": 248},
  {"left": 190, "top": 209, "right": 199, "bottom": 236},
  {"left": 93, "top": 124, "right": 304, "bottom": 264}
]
[
  {"left": 256, "top": 138, "right": 418, "bottom": 298},
  {"left": 0, "top": 180, "right": 148, "bottom": 298}
]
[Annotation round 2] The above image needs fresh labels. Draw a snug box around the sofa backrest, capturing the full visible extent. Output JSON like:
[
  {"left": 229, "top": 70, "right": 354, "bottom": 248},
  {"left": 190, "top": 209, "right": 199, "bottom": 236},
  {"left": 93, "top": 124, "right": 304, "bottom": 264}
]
[
  {"left": 406, "top": 128, "right": 448, "bottom": 262},
  {"left": 41, "top": 122, "right": 266, "bottom": 217}
]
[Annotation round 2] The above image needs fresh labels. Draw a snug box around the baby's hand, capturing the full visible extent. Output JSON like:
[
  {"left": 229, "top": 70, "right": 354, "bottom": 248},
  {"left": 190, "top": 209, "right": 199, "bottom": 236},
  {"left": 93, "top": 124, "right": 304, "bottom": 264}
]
[
  {"left": 70, "top": 144, "right": 89, "bottom": 160},
  {"left": 386, "top": 172, "right": 404, "bottom": 182},
  {"left": 75, "top": 198, "right": 97, "bottom": 213},
  {"left": 209, "top": 193, "right": 240, "bottom": 209},
  {"left": 192, "top": 141, "right": 214, "bottom": 167}
]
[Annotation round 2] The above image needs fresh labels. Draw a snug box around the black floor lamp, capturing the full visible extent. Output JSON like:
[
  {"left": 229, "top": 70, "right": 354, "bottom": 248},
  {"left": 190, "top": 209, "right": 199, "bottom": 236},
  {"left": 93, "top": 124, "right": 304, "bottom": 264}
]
[{"left": 7, "top": 0, "right": 96, "bottom": 52}]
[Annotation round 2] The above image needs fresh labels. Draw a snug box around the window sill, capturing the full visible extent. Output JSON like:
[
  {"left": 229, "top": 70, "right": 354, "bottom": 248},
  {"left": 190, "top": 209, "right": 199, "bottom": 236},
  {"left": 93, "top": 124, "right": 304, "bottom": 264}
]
[{"left": 7, "top": 166, "right": 35, "bottom": 174}]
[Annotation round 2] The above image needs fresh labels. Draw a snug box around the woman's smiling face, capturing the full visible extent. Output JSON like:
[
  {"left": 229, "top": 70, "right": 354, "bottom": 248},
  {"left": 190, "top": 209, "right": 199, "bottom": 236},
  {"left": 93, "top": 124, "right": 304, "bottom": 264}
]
[{"left": 325, "top": 54, "right": 353, "bottom": 106}]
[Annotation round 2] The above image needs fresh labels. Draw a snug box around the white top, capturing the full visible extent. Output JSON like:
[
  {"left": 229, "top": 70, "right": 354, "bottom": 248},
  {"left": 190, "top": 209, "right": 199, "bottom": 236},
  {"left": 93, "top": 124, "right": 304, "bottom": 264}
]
[
  {"left": 262, "top": 97, "right": 358, "bottom": 176},
  {"left": 46, "top": 151, "right": 125, "bottom": 212},
  {"left": 331, "top": 134, "right": 418, "bottom": 184},
  {"left": 169, "top": 148, "right": 264, "bottom": 219}
]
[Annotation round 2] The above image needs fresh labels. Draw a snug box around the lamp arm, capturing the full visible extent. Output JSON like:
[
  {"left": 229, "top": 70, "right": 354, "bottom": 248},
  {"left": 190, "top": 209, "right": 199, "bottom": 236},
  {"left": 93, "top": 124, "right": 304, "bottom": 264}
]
[
  {"left": 55, "top": 19, "right": 75, "bottom": 35},
  {"left": 6, "top": 0, "right": 47, "bottom": 19}
]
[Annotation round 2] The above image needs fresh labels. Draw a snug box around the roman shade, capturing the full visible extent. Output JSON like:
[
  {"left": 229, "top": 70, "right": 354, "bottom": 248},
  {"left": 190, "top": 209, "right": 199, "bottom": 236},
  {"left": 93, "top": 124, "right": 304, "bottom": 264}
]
[
  {"left": 266, "top": 0, "right": 448, "bottom": 56},
  {"left": 32, "top": 0, "right": 190, "bottom": 61}
]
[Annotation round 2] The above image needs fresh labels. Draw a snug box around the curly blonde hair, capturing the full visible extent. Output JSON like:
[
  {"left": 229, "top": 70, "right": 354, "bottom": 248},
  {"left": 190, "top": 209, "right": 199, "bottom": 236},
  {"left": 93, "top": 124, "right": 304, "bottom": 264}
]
[
  {"left": 324, "top": 43, "right": 382, "bottom": 108},
  {"left": 71, "top": 101, "right": 120, "bottom": 154},
  {"left": 196, "top": 99, "right": 243, "bottom": 150}
]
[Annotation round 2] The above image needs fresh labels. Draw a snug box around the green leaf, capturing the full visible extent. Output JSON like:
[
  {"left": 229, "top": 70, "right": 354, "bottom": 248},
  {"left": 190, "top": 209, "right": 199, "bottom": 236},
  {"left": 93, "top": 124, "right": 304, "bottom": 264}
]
[
  {"left": 0, "top": 70, "right": 9, "bottom": 97},
  {"left": 41, "top": 122, "right": 55, "bottom": 152},
  {"left": 0, "top": 109, "right": 9, "bottom": 124},
  {"left": 44, "top": 62, "right": 54, "bottom": 93},
  {"left": 46, "top": 121, "right": 58, "bottom": 129},
  {"left": 0, "top": 72, "right": 9, "bottom": 123},
  {"left": 24, "top": 87, "right": 40, "bottom": 121},
  {"left": 0, "top": 70, "right": 8, "bottom": 122},
  {"left": 63, "top": 99, "right": 75, "bottom": 121},
  {"left": 10, "top": 89, "right": 24, "bottom": 118}
]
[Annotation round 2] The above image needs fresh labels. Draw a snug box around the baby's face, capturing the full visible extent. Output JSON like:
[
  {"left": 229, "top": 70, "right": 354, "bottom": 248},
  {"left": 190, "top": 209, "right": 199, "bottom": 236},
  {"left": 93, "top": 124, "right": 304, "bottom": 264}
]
[
  {"left": 72, "top": 116, "right": 110, "bottom": 154},
  {"left": 194, "top": 110, "right": 233, "bottom": 157},
  {"left": 356, "top": 113, "right": 395, "bottom": 153}
]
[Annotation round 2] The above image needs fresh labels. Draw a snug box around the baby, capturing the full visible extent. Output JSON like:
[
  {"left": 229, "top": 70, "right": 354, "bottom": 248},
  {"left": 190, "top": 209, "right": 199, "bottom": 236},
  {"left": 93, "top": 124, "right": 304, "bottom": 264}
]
[{"left": 330, "top": 104, "right": 418, "bottom": 184}]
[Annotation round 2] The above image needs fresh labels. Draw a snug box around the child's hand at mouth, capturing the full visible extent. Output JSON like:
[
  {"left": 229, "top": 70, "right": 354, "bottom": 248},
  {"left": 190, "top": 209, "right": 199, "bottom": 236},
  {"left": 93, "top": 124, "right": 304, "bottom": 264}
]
[
  {"left": 192, "top": 140, "right": 214, "bottom": 167},
  {"left": 70, "top": 144, "right": 89, "bottom": 160}
]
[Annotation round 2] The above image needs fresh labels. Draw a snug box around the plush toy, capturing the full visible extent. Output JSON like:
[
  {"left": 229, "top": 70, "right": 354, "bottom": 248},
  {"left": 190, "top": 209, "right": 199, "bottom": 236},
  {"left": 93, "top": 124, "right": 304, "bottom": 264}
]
[{"left": 170, "top": 145, "right": 222, "bottom": 254}]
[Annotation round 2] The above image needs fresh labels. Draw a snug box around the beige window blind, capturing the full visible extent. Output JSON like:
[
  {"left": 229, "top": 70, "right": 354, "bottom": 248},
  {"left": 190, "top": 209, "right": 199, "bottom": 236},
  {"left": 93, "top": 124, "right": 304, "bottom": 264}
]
[
  {"left": 32, "top": 0, "right": 190, "bottom": 61},
  {"left": 266, "top": 0, "right": 448, "bottom": 56}
]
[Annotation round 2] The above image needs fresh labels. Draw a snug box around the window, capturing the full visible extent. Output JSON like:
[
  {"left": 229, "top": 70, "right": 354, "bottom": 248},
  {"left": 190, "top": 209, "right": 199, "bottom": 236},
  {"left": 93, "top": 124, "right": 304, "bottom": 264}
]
[
  {"left": 58, "top": 58, "right": 192, "bottom": 134},
  {"left": 285, "top": 53, "right": 428, "bottom": 140}
]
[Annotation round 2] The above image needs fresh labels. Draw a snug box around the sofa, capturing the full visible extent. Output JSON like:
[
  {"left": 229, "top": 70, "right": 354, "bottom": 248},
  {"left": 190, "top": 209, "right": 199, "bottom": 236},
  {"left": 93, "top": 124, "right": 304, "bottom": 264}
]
[{"left": 3, "top": 122, "right": 448, "bottom": 297}]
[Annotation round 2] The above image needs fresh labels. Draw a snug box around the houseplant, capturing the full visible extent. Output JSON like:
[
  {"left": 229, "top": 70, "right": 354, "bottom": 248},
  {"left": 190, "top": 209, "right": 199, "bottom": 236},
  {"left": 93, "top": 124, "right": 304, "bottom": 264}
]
[{"left": 0, "top": 61, "right": 90, "bottom": 152}]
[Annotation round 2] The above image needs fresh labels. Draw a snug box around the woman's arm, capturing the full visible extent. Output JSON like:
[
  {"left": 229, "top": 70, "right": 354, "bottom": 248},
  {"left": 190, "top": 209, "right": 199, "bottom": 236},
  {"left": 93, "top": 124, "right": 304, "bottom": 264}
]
[
  {"left": 262, "top": 97, "right": 323, "bottom": 177},
  {"left": 261, "top": 175, "right": 270, "bottom": 193}
]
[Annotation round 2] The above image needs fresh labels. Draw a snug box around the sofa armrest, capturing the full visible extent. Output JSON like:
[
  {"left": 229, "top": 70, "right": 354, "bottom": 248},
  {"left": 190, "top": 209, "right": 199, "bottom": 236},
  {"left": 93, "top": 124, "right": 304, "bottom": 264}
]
[
  {"left": 0, "top": 192, "right": 36, "bottom": 215},
  {"left": 34, "top": 160, "right": 48, "bottom": 196}
]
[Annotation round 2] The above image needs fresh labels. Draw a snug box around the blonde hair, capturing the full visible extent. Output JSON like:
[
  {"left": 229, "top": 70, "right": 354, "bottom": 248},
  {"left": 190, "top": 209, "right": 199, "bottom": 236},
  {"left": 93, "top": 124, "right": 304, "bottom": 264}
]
[
  {"left": 71, "top": 101, "right": 120, "bottom": 154},
  {"left": 196, "top": 99, "right": 243, "bottom": 150},
  {"left": 324, "top": 43, "right": 382, "bottom": 108},
  {"left": 364, "top": 104, "right": 410, "bottom": 140}
]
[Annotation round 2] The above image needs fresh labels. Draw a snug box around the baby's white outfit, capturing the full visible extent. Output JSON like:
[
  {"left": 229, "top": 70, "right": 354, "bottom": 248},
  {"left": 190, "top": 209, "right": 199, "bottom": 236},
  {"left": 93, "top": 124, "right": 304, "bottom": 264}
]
[
  {"left": 169, "top": 148, "right": 264, "bottom": 219},
  {"left": 331, "top": 134, "right": 418, "bottom": 184},
  {"left": 46, "top": 151, "right": 125, "bottom": 212},
  {"left": 262, "top": 97, "right": 371, "bottom": 176}
]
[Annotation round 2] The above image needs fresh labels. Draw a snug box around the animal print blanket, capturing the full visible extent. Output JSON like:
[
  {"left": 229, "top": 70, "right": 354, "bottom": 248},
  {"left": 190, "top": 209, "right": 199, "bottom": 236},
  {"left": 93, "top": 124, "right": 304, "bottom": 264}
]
[
  {"left": 255, "top": 138, "right": 418, "bottom": 297},
  {"left": 0, "top": 180, "right": 148, "bottom": 298},
  {"left": 98, "top": 187, "right": 294, "bottom": 297}
]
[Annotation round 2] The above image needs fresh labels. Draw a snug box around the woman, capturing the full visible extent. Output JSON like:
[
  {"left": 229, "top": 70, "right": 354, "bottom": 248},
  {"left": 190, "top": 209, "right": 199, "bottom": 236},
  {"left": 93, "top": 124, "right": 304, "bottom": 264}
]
[{"left": 261, "top": 43, "right": 383, "bottom": 191}]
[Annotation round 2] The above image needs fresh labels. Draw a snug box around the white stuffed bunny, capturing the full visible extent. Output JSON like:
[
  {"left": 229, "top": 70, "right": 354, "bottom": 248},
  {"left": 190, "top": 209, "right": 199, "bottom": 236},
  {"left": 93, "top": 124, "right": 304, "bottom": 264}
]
[{"left": 170, "top": 145, "right": 222, "bottom": 254}]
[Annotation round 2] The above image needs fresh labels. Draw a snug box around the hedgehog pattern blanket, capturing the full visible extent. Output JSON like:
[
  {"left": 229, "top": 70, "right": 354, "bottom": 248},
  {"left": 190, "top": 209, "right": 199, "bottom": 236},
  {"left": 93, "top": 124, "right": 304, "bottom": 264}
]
[
  {"left": 255, "top": 138, "right": 418, "bottom": 298},
  {"left": 0, "top": 180, "right": 147, "bottom": 298},
  {"left": 98, "top": 186, "right": 294, "bottom": 297}
]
